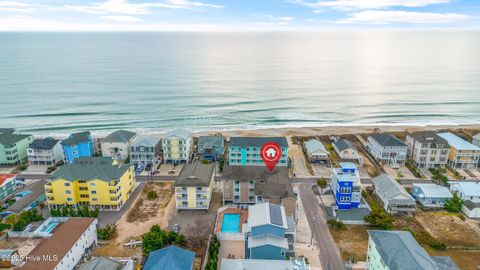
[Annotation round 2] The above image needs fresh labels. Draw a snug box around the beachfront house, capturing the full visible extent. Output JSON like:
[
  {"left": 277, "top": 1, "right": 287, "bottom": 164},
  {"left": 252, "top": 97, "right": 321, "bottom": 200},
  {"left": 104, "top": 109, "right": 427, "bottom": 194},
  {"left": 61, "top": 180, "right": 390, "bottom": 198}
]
[
  {"left": 222, "top": 165, "right": 297, "bottom": 219},
  {"left": 45, "top": 157, "right": 135, "bottom": 211},
  {"left": 228, "top": 137, "right": 288, "bottom": 167},
  {"left": 449, "top": 181, "right": 480, "bottom": 203},
  {"left": 79, "top": 257, "right": 134, "bottom": 270},
  {"left": 101, "top": 130, "right": 137, "bottom": 161},
  {"left": 27, "top": 137, "right": 64, "bottom": 166},
  {"left": 143, "top": 246, "right": 195, "bottom": 270},
  {"left": 0, "top": 128, "right": 33, "bottom": 166},
  {"left": 0, "top": 174, "right": 17, "bottom": 201},
  {"left": 303, "top": 139, "right": 329, "bottom": 164},
  {"left": 197, "top": 135, "right": 224, "bottom": 161},
  {"left": 130, "top": 136, "right": 162, "bottom": 169},
  {"left": 438, "top": 132, "right": 480, "bottom": 169},
  {"left": 332, "top": 138, "right": 363, "bottom": 164},
  {"left": 406, "top": 132, "right": 450, "bottom": 169},
  {"left": 372, "top": 174, "right": 415, "bottom": 214},
  {"left": 331, "top": 162, "right": 361, "bottom": 209},
  {"left": 163, "top": 128, "right": 193, "bottom": 164},
  {"left": 17, "top": 217, "right": 98, "bottom": 270},
  {"left": 412, "top": 183, "right": 453, "bottom": 209},
  {"left": 366, "top": 230, "right": 459, "bottom": 270},
  {"left": 174, "top": 161, "right": 215, "bottom": 210},
  {"left": 244, "top": 202, "right": 293, "bottom": 260},
  {"left": 62, "top": 131, "right": 94, "bottom": 164},
  {"left": 473, "top": 133, "right": 480, "bottom": 148},
  {"left": 366, "top": 133, "right": 407, "bottom": 167}
]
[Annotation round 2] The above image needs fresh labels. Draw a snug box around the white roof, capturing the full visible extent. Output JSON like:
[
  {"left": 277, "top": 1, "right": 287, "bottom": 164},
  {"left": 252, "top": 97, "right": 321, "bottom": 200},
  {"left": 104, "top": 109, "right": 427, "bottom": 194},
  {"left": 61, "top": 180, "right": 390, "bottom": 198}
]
[
  {"left": 413, "top": 183, "right": 452, "bottom": 198},
  {"left": 449, "top": 181, "right": 480, "bottom": 197},
  {"left": 221, "top": 259, "right": 294, "bottom": 270},
  {"left": 248, "top": 235, "right": 289, "bottom": 249},
  {"left": 131, "top": 136, "right": 161, "bottom": 147},
  {"left": 247, "top": 202, "right": 288, "bottom": 229},
  {"left": 474, "top": 133, "right": 480, "bottom": 140},
  {"left": 165, "top": 128, "right": 191, "bottom": 140},
  {"left": 304, "top": 139, "right": 328, "bottom": 155},
  {"left": 438, "top": 132, "right": 480, "bottom": 151}
]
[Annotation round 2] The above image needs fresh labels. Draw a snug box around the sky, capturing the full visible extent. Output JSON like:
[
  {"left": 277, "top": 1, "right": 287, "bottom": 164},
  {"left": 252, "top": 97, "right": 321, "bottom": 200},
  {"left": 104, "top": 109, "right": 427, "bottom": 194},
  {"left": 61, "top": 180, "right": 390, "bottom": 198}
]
[{"left": 0, "top": 0, "right": 479, "bottom": 31}]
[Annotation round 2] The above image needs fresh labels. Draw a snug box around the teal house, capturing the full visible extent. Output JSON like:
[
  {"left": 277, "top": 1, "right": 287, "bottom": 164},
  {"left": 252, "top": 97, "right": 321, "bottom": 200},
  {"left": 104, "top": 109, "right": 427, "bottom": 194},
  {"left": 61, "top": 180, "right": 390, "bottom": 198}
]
[
  {"left": 0, "top": 174, "right": 17, "bottom": 201},
  {"left": 244, "top": 202, "right": 291, "bottom": 260},
  {"left": 228, "top": 137, "right": 288, "bottom": 167},
  {"left": 143, "top": 245, "right": 195, "bottom": 270},
  {"left": 62, "top": 131, "right": 94, "bottom": 163},
  {"left": 0, "top": 128, "right": 33, "bottom": 165}
]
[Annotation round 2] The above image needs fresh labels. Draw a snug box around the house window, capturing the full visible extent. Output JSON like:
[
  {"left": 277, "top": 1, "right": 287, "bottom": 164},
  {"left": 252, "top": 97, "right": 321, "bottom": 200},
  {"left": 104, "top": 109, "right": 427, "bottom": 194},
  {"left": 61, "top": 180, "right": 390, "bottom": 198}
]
[
  {"left": 67, "top": 198, "right": 72, "bottom": 202},
  {"left": 66, "top": 190, "right": 71, "bottom": 194},
  {"left": 91, "top": 190, "right": 97, "bottom": 194},
  {"left": 64, "top": 182, "right": 71, "bottom": 186}
]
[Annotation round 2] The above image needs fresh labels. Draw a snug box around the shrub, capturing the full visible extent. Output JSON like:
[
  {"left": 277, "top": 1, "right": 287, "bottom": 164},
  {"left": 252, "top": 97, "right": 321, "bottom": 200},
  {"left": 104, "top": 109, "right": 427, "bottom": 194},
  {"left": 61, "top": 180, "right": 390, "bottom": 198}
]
[
  {"left": 364, "top": 209, "right": 394, "bottom": 230},
  {"left": 205, "top": 235, "right": 221, "bottom": 270},
  {"left": 201, "top": 160, "right": 211, "bottom": 164},
  {"left": 327, "top": 219, "right": 346, "bottom": 230},
  {"left": 141, "top": 225, "right": 186, "bottom": 256},
  {"left": 18, "top": 163, "right": 28, "bottom": 171},
  {"left": 46, "top": 166, "right": 56, "bottom": 173},
  {"left": 147, "top": 190, "right": 158, "bottom": 201},
  {"left": 12, "top": 209, "right": 44, "bottom": 231},
  {"left": 97, "top": 224, "right": 117, "bottom": 240},
  {"left": 317, "top": 178, "right": 327, "bottom": 189},
  {"left": 429, "top": 168, "right": 449, "bottom": 186},
  {"left": 0, "top": 223, "right": 12, "bottom": 231},
  {"left": 50, "top": 204, "right": 99, "bottom": 218},
  {"left": 444, "top": 192, "right": 463, "bottom": 213}
]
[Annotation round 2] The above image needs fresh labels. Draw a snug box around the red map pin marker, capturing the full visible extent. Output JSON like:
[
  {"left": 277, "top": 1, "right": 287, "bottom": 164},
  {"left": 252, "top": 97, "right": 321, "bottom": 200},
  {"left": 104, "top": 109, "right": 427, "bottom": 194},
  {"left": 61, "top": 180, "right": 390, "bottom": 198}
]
[{"left": 261, "top": 142, "right": 282, "bottom": 172}]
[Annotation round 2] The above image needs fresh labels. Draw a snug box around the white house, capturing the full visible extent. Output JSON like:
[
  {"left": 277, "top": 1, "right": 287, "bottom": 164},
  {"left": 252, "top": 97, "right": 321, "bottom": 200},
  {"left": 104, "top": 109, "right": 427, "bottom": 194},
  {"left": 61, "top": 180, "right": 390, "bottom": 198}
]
[
  {"left": 303, "top": 139, "right": 329, "bottom": 164},
  {"left": 332, "top": 138, "right": 363, "bottom": 164},
  {"left": 366, "top": 134, "right": 407, "bottom": 167},
  {"left": 27, "top": 137, "right": 64, "bottom": 166},
  {"left": 412, "top": 183, "right": 453, "bottom": 208},
  {"left": 405, "top": 132, "right": 450, "bottom": 169},
  {"left": 101, "top": 130, "right": 137, "bottom": 160},
  {"left": 18, "top": 217, "right": 97, "bottom": 270},
  {"left": 372, "top": 174, "right": 415, "bottom": 214},
  {"left": 448, "top": 181, "right": 480, "bottom": 203},
  {"left": 473, "top": 133, "right": 480, "bottom": 148},
  {"left": 462, "top": 200, "right": 480, "bottom": 219},
  {"left": 163, "top": 128, "right": 193, "bottom": 164}
]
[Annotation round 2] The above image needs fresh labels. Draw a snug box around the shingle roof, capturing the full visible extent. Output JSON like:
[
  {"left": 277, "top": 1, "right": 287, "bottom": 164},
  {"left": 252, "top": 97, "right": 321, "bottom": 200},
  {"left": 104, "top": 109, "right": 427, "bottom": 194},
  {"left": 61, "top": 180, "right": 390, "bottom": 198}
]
[
  {"left": 165, "top": 128, "right": 192, "bottom": 140},
  {"left": 372, "top": 174, "right": 414, "bottom": 203},
  {"left": 175, "top": 161, "right": 215, "bottom": 187},
  {"left": 229, "top": 137, "right": 288, "bottom": 148},
  {"left": 0, "top": 128, "right": 31, "bottom": 145},
  {"left": 220, "top": 259, "right": 295, "bottom": 270},
  {"left": 438, "top": 132, "right": 480, "bottom": 151},
  {"left": 198, "top": 136, "right": 224, "bottom": 149},
  {"left": 143, "top": 246, "right": 195, "bottom": 270},
  {"left": 333, "top": 138, "right": 355, "bottom": 152},
  {"left": 369, "top": 133, "right": 407, "bottom": 147},
  {"left": 368, "top": 230, "right": 439, "bottom": 270},
  {"left": 29, "top": 137, "right": 59, "bottom": 150},
  {"left": 448, "top": 181, "right": 480, "bottom": 198},
  {"left": 247, "top": 202, "right": 287, "bottom": 229},
  {"left": 102, "top": 130, "right": 137, "bottom": 143},
  {"left": 304, "top": 139, "right": 327, "bottom": 155},
  {"left": 431, "top": 256, "right": 460, "bottom": 270},
  {"left": 62, "top": 131, "right": 92, "bottom": 146},
  {"left": 18, "top": 218, "right": 96, "bottom": 270},
  {"left": 131, "top": 136, "right": 161, "bottom": 147},
  {"left": 413, "top": 184, "right": 452, "bottom": 199},
  {"left": 407, "top": 132, "right": 448, "bottom": 145},
  {"left": 49, "top": 157, "right": 131, "bottom": 182},
  {"left": 462, "top": 200, "right": 480, "bottom": 210},
  {"left": 79, "top": 257, "right": 125, "bottom": 270}
]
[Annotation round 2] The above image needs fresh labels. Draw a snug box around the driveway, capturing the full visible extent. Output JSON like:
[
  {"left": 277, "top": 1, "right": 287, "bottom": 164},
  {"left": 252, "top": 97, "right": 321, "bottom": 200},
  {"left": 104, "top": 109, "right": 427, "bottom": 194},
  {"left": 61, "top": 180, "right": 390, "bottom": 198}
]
[{"left": 297, "top": 180, "right": 346, "bottom": 270}]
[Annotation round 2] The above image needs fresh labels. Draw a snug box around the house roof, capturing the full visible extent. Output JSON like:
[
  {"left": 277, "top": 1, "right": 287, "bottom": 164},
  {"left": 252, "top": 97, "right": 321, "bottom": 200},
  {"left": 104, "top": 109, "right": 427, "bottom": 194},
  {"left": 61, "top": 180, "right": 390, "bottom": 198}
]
[
  {"left": 164, "top": 128, "right": 191, "bottom": 140},
  {"left": 413, "top": 184, "right": 453, "bottom": 199},
  {"left": 198, "top": 136, "right": 224, "bottom": 149},
  {"left": 372, "top": 174, "right": 414, "bottom": 203},
  {"left": 368, "top": 230, "right": 439, "bottom": 270},
  {"left": 131, "top": 136, "right": 161, "bottom": 147},
  {"left": 462, "top": 200, "right": 480, "bottom": 210},
  {"left": 248, "top": 202, "right": 287, "bottom": 229},
  {"left": 220, "top": 259, "right": 295, "bottom": 270},
  {"left": 229, "top": 137, "right": 288, "bottom": 148},
  {"left": 0, "top": 174, "right": 16, "bottom": 186},
  {"left": 369, "top": 133, "right": 407, "bottom": 147},
  {"left": 248, "top": 235, "right": 289, "bottom": 250},
  {"left": 49, "top": 157, "right": 131, "bottom": 182},
  {"left": 438, "top": 132, "right": 480, "bottom": 151},
  {"left": 407, "top": 132, "right": 448, "bottom": 145},
  {"left": 102, "top": 130, "right": 137, "bottom": 143},
  {"left": 431, "top": 256, "right": 460, "bottom": 270},
  {"left": 62, "top": 131, "right": 92, "bottom": 146},
  {"left": 0, "top": 249, "right": 17, "bottom": 259},
  {"left": 143, "top": 246, "right": 195, "bottom": 270},
  {"left": 79, "top": 257, "right": 125, "bottom": 270},
  {"left": 18, "top": 218, "right": 96, "bottom": 270},
  {"left": 175, "top": 161, "right": 215, "bottom": 187},
  {"left": 448, "top": 181, "right": 480, "bottom": 198},
  {"left": 333, "top": 138, "right": 355, "bottom": 152},
  {"left": 222, "top": 165, "right": 294, "bottom": 199},
  {"left": 304, "top": 139, "right": 327, "bottom": 155},
  {"left": 29, "top": 137, "right": 59, "bottom": 150},
  {"left": 0, "top": 128, "right": 31, "bottom": 146},
  {"left": 474, "top": 133, "right": 480, "bottom": 140}
]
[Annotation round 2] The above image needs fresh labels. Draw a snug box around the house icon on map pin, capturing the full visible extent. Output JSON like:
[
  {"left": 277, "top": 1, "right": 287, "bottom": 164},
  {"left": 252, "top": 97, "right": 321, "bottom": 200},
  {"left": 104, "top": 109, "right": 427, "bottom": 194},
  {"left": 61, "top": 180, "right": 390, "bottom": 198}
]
[{"left": 266, "top": 148, "right": 277, "bottom": 158}]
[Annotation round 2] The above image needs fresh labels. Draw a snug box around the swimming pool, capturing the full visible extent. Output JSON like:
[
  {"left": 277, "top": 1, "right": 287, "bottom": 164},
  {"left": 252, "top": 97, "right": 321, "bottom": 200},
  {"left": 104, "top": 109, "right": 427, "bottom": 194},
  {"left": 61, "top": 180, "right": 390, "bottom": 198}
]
[
  {"left": 39, "top": 220, "right": 60, "bottom": 233},
  {"left": 221, "top": 213, "right": 240, "bottom": 233}
]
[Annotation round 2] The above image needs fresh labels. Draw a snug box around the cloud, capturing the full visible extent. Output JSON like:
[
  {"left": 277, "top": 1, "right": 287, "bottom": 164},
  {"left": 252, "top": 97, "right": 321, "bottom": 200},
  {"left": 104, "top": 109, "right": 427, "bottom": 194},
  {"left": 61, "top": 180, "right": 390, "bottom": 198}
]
[
  {"left": 101, "top": 15, "right": 143, "bottom": 22},
  {"left": 0, "top": 1, "right": 39, "bottom": 13},
  {"left": 338, "top": 10, "right": 471, "bottom": 24},
  {"left": 290, "top": 0, "right": 451, "bottom": 10}
]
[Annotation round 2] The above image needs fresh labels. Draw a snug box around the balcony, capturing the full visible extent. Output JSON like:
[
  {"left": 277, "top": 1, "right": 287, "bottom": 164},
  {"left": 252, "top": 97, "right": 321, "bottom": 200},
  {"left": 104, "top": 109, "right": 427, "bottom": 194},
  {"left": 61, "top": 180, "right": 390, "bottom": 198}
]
[
  {"left": 110, "top": 195, "right": 120, "bottom": 201},
  {"left": 45, "top": 188, "right": 53, "bottom": 194}
]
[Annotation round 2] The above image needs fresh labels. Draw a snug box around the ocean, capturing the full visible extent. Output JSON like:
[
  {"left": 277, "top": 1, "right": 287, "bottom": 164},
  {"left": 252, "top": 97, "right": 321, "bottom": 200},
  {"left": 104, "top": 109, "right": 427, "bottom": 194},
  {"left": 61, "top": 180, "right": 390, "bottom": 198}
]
[{"left": 1, "top": 31, "right": 479, "bottom": 134}]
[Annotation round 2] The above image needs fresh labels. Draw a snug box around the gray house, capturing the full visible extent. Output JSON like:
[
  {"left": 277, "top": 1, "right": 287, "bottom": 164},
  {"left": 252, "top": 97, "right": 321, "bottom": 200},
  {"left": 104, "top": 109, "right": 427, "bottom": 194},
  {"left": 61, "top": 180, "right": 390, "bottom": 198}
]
[
  {"left": 130, "top": 136, "right": 162, "bottom": 169},
  {"left": 101, "top": 130, "right": 137, "bottom": 160},
  {"left": 303, "top": 139, "right": 329, "bottom": 164},
  {"left": 197, "top": 136, "right": 224, "bottom": 161},
  {"left": 412, "top": 183, "right": 453, "bottom": 208},
  {"left": 27, "top": 137, "right": 64, "bottom": 166},
  {"left": 372, "top": 174, "right": 415, "bottom": 214},
  {"left": 366, "top": 133, "right": 407, "bottom": 167}
]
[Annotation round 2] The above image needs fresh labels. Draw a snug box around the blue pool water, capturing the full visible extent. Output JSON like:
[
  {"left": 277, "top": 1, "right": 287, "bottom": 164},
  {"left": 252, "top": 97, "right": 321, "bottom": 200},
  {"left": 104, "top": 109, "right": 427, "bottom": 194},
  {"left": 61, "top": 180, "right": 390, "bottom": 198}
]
[
  {"left": 40, "top": 221, "right": 60, "bottom": 233},
  {"left": 221, "top": 213, "right": 240, "bottom": 233}
]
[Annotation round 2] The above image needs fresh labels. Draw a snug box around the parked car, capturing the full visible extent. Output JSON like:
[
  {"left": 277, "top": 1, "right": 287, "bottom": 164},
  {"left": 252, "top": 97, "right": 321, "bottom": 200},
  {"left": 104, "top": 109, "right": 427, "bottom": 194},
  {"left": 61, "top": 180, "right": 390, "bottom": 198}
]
[
  {"left": 173, "top": 224, "right": 180, "bottom": 233},
  {"left": 135, "top": 164, "right": 143, "bottom": 172}
]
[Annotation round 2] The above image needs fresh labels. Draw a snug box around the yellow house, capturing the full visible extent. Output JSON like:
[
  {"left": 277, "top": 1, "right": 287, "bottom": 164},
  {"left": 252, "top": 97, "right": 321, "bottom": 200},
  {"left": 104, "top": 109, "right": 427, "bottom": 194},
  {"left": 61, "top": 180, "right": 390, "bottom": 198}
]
[
  {"left": 163, "top": 128, "right": 193, "bottom": 165},
  {"left": 438, "top": 132, "right": 480, "bottom": 169},
  {"left": 45, "top": 157, "right": 135, "bottom": 211},
  {"left": 174, "top": 161, "right": 215, "bottom": 210}
]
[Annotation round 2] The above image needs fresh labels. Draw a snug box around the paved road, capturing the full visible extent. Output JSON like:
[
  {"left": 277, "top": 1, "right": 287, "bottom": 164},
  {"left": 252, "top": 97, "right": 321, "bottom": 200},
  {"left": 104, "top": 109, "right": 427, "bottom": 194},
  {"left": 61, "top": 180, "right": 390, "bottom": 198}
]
[
  {"left": 297, "top": 181, "right": 346, "bottom": 270},
  {"left": 97, "top": 182, "right": 145, "bottom": 226}
]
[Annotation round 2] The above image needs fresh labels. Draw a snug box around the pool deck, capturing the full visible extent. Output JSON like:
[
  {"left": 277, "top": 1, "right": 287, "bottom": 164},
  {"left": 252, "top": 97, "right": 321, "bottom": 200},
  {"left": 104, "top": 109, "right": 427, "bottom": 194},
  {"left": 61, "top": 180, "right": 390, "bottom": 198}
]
[{"left": 215, "top": 208, "right": 248, "bottom": 233}]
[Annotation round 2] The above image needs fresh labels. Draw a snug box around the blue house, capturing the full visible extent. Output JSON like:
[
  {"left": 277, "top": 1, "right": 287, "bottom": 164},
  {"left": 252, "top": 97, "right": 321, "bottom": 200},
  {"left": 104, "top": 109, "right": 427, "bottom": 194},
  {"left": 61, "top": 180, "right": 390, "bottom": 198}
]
[
  {"left": 244, "top": 203, "right": 291, "bottom": 260},
  {"left": 198, "top": 135, "right": 224, "bottom": 161},
  {"left": 228, "top": 137, "right": 288, "bottom": 167},
  {"left": 62, "top": 131, "right": 94, "bottom": 163},
  {"left": 331, "top": 162, "right": 361, "bottom": 209},
  {"left": 412, "top": 183, "right": 453, "bottom": 208},
  {"left": 143, "top": 245, "right": 195, "bottom": 270}
]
